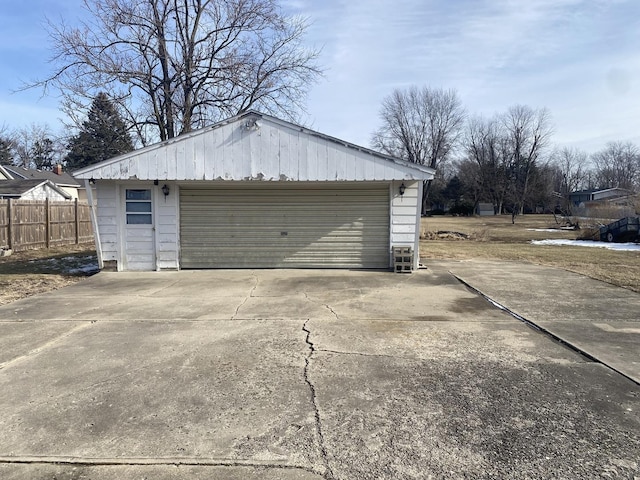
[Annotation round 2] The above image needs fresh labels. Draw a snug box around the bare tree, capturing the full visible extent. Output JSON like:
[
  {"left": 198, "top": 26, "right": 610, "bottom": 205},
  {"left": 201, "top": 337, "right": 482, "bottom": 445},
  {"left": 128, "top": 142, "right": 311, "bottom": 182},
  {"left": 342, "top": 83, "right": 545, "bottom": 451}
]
[
  {"left": 10, "top": 124, "right": 65, "bottom": 169},
  {"left": 33, "top": 0, "right": 322, "bottom": 143},
  {"left": 550, "top": 146, "right": 590, "bottom": 214},
  {"left": 371, "top": 86, "right": 466, "bottom": 214},
  {"left": 591, "top": 141, "right": 640, "bottom": 192},
  {"left": 462, "top": 115, "right": 511, "bottom": 214},
  {"left": 500, "top": 105, "right": 553, "bottom": 222}
]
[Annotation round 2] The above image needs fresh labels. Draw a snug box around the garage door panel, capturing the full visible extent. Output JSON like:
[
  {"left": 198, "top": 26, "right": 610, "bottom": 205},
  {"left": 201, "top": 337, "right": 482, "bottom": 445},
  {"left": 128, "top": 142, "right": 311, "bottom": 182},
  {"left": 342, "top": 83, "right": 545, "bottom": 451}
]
[{"left": 180, "top": 185, "right": 389, "bottom": 268}]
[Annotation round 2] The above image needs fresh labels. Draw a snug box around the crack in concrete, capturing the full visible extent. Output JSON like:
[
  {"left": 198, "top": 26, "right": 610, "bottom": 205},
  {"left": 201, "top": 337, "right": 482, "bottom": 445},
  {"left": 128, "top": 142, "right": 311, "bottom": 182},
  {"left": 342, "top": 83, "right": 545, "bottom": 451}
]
[
  {"left": 318, "top": 349, "right": 401, "bottom": 359},
  {"left": 232, "top": 273, "right": 259, "bottom": 320},
  {"left": 303, "top": 293, "right": 339, "bottom": 321},
  {"left": 302, "top": 319, "right": 336, "bottom": 480}
]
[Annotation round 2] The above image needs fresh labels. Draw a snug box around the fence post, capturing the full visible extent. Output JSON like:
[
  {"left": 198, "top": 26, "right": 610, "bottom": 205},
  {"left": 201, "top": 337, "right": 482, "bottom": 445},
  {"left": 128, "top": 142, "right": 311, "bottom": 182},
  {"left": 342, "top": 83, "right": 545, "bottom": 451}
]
[
  {"left": 7, "top": 198, "right": 12, "bottom": 250},
  {"left": 74, "top": 198, "right": 80, "bottom": 244},
  {"left": 45, "top": 198, "right": 51, "bottom": 248}
]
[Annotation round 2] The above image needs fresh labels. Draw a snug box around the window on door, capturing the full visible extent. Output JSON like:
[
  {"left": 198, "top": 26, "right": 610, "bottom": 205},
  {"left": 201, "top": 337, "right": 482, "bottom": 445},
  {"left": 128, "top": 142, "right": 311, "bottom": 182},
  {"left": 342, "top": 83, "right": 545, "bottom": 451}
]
[{"left": 126, "top": 189, "right": 152, "bottom": 224}]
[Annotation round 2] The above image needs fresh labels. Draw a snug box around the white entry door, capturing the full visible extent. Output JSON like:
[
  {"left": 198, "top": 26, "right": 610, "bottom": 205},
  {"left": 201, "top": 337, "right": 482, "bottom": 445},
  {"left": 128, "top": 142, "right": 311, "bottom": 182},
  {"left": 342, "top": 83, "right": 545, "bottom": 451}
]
[{"left": 123, "top": 188, "right": 156, "bottom": 270}]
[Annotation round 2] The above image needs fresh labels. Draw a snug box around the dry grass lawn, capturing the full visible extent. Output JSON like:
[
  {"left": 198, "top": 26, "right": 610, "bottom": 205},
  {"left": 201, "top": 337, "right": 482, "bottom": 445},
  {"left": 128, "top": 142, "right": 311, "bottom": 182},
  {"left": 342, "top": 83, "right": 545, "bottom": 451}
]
[
  {"left": 420, "top": 214, "right": 640, "bottom": 293},
  {"left": 0, "top": 245, "right": 97, "bottom": 306}
]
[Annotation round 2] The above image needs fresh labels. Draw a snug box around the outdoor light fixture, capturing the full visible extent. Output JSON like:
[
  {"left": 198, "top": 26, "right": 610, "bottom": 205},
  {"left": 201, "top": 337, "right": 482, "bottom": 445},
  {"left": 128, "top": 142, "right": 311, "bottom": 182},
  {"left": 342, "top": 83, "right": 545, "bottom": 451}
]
[
  {"left": 399, "top": 182, "right": 406, "bottom": 196},
  {"left": 244, "top": 117, "right": 261, "bottom": 131},
  {"left": 89, "top": 178, "right": 96, "bottom": 185},
  {"left": 161, "top": 184, "right": 170, "bottom": 197}
]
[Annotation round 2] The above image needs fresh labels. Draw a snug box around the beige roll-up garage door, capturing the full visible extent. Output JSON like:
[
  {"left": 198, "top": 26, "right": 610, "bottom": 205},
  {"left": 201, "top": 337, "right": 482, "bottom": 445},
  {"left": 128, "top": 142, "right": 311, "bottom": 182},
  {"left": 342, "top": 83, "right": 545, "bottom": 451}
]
[{"left": 180, "top": 183, "right": 390, "bottom": 268}]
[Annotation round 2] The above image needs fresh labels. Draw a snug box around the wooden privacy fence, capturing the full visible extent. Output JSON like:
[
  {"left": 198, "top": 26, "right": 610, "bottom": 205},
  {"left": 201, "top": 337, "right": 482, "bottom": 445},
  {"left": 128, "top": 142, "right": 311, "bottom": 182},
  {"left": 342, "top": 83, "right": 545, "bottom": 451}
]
[{"left": 0, "top": 199, "right": 94, "bottom": 252}]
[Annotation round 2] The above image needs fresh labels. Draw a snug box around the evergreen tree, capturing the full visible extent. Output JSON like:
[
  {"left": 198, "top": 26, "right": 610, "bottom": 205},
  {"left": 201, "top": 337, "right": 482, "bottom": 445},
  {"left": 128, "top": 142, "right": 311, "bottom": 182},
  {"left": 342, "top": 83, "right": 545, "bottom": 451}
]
[
  {"left": 31, "top": 138, "right": 56, "bottom": 170},
  {"left": 65, "top": 92, "right": 134, "bottom": 170},
  {"left": 0, "top": 137, "right": 13, "bottom": 164}
]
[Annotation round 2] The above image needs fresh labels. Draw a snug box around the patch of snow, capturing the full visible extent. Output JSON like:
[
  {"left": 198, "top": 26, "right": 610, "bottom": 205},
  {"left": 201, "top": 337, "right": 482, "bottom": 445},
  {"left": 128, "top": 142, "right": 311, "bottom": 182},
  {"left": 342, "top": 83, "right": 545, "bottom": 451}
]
[
  {"left": 28, "top": 255, "right": 99, "bottom": 274},
  {"left": 67, "top": 263, "right": 100, "bottom": 274},
  {"left": 531, "top": 239, "right": 640, "bottom": 251}
]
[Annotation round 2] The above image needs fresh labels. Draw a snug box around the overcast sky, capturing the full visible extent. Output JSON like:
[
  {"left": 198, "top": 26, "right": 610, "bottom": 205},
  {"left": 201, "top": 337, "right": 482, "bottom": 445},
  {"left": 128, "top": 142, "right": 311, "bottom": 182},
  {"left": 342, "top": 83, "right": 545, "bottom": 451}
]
[{"left": 1, "top": 0, "right": 639, "bottom": 155}]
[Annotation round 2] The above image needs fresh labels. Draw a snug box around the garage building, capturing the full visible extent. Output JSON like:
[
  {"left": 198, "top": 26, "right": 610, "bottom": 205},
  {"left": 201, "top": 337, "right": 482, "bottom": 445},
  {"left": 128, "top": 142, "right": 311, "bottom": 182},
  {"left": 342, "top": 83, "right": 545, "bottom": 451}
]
[{"left": 74, "top": 111, "right": 434, "bottom": 271}]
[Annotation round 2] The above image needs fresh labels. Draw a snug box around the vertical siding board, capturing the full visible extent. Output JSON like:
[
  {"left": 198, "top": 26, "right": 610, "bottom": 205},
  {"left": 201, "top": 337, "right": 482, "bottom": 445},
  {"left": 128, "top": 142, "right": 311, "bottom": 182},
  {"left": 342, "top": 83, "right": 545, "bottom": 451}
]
[
  {"left": 305, "top": 137, "right": 314, "bottom": 180},
  {"left": 315, "top": 137, "right": 325, "bottom": 181},
  {"left": 97, "top": 182, "right": 118, "bottom": 262},
  {"left": 326, "top": 143, "right": 337, "bottom": 181},
  {"left": 289, "top": 131, "right": 299, "bottom": 180},
  {"left": 185, "top": 134, "right": 198, "bottom": 180},
  {"left": 263, "top": 125, "right": 277, "bottom": 180},
  {"left": 355, "top": 151, "right": 367, "bottom": 180},
  {"left": 175, "top": 138, "right": 187, "bottom": 179},
  {"left": 278, "top": 128, "right": 289, "bottom": 180},
  {"left": 220, "top": 124, "right": 232, "bottom": 180},
  {"left": 236, "top": 124, "right": 249, "bottom": 180},
  {"left": 204, "top": 129, "right": 216, "bottom": 180},
  {"left": 296, "top": 132, "right": 307, "bottom": 181},
  {"left": 345, "top": 151, "right": 356, "bottom": 180},
  {"left": 140, "top": 152, "right": 151, "bottom": 179}
]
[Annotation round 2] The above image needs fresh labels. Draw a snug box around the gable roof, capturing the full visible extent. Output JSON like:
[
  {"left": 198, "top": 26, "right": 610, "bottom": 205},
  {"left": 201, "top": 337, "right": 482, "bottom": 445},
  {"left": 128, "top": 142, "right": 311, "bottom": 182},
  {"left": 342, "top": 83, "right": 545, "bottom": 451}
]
[
  {"left": 74, "top": 111, "right": 435, "bottom": 182},
  {"left": 0, "top": 179, "right": 72, "bottom": 199},
  {"left": 2, "top": 165, "right": 81, "bottom": 187},
  {"left": 0, "top": 165, "right": 14, "bottom": 180}
]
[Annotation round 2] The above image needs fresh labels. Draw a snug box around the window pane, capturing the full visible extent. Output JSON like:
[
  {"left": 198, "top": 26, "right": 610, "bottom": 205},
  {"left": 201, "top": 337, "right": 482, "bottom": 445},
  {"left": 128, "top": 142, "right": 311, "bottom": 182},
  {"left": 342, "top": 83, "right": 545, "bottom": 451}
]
[
  {"left": 127, "top": 214, "right": 152, "bottom": 224},
  {"left": 126, "top": 189, "right": 151, "bottom": 200},
  {"left": 126, "top": 201, "right": 152, "bottom": 213}
]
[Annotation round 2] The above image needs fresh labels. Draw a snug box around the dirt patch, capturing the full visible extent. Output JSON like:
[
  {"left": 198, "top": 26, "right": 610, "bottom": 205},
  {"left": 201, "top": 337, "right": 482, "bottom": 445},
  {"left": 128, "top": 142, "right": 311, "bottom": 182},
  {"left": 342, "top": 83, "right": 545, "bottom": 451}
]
[{"left": 422, "top": 231, "right": 470, "bottom": 241}]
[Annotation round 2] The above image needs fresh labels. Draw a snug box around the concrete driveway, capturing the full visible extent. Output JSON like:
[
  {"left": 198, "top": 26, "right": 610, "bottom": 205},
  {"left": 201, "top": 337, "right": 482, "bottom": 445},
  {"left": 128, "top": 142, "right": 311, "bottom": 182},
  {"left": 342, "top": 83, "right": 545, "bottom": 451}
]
[{"left": 0, "top": 267, "right": 638, "bottom": 479}]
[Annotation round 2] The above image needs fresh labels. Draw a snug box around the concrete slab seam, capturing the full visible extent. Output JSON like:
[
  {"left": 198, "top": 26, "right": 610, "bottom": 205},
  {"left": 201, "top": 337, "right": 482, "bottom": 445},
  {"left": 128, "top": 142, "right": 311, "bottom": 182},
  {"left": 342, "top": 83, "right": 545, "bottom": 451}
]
[
  {"left": 232, "top": 273, "right": 259, "bottom": 320},
  {"left": 0, "top": 322, "right": 93, "bottom": 371},
  {"left": 302, "top": 319, "right": 335, "bottom": 480},
  {"left": 450, "top": 273, "right": 640, "bottom": 387},
  {"left": 0, "top": 456, "right": 320, "bottom": 474}
]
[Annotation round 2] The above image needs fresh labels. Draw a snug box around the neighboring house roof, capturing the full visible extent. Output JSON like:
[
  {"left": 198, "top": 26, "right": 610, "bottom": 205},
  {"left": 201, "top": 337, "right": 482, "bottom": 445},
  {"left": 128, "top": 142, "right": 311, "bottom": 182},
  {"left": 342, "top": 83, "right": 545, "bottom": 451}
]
[
  {"left": 569, "top": 187, "right": 631, "bottom": 197},
  {"left": 0, "top": 179, "right": 72, "bottom": 199},
  {"left": 1, "top": 165, "right": 81, "bottom": 188},
  {"left": 74, "top": 110, "right": 436, "bottom": 181},
  {"left": 0, "top": 165, "right": 13, "bottom": 180}
]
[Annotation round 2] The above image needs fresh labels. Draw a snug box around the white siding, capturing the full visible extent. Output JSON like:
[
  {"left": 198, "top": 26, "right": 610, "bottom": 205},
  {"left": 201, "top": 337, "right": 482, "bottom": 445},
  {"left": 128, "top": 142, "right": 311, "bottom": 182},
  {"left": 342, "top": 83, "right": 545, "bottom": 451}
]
[
  {"left": 74, "top": 115, "right": 434, "bottom": 183},
  {"left": 20, "top": 184, "right": 68, "bottom": 201},
  {"left": 96, "top": 182, "right": 119, "bottom": 265},
  {"left": 155, "top": 182, "right": 179, "bottom": 270},
  {"left": 390, "top": 180, "right": 421, "bottom": 268}
]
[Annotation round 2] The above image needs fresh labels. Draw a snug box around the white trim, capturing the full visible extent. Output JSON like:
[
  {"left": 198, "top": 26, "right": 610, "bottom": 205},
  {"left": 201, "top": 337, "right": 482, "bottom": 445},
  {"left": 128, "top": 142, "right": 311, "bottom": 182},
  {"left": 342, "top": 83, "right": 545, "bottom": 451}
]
[
  {"left": 84, "top": 179, "right": 103, "bottom": 269},
  {"left": 414, "top": 181, "right": 423, "bottom": 269}
]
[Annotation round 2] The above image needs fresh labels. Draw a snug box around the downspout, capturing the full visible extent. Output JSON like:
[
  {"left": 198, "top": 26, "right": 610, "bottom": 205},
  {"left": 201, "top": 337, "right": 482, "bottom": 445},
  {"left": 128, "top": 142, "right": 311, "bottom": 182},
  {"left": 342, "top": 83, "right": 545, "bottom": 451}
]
[{"left": 84, "top": 179, "right": 104, "bottom": 269}]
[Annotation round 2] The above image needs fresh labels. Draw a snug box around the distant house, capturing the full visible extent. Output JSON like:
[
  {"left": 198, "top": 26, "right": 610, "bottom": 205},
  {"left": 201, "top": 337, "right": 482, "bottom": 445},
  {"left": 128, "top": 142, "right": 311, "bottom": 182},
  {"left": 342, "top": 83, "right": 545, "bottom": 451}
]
[
  {"left": 568, "top": 188, "right": 631, "bottom": 208},
  {"left": 0, "top": 165, "right": 83, "bottom": 200},
  {"left": 0, "top": 179, "right": 72, "bottom": 200}
]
